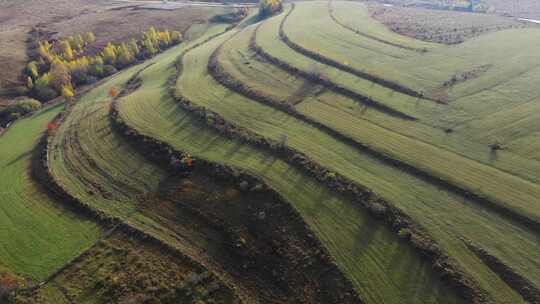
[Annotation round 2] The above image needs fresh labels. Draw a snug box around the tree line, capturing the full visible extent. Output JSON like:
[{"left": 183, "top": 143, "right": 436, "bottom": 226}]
[{"left": 26, "top": 27, "right": 182, "bottom": 102}]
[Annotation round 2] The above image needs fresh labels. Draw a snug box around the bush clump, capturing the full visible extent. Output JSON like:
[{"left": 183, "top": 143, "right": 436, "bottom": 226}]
[
  {"left": 0, "top": 98, "right": 42, "bottom": 127},
  {"left": 26, "top": 27, "right": 183, "bottom": 102}
]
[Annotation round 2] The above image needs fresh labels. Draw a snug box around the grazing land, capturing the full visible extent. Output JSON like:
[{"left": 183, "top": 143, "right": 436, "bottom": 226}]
[
  {"left": 0, "top": 103, "right": 102, "bottom": 280},
  {"left": 2, "top": 1, "right": 540, "bottom": 304}
]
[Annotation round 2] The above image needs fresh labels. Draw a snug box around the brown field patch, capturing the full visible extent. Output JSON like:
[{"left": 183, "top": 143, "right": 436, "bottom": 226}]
[{"left": 370, "top": 4, "right": 532, "bottom": 44}]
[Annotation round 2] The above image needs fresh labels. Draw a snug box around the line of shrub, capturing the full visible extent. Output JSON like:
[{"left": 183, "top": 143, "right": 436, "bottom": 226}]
[
  {"left": 280, "top": 4, "right": 443, "bottom": 103},
  {"left": 27, "top": 86, "right": 245, "bottom": 304},
  {"left": 175, "top": 39, "right": 490, "bottom": 304},
  {"left": 215, "top": 28, "right": 540, "bottom": 237},
  {"left": 250, "top": 23, "right": 417, "bottom": 120},
  {"left": 327, "top": 1, "right": 428, "bottom": 53},
  {"left": 464, "top": 240, "right": 540, "bottom": 303},
  {"left": 26, "top": 27, "right": 182, "bottom": 103},
  {"left": 110, "top": 87, "right": 363, "bottom": 304}
]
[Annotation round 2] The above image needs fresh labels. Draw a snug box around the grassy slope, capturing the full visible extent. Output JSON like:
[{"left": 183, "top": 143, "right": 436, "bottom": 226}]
[
  {"left": 254, "top": 11, "right": 538, "bottom": 178},
  {"left": 176, "top": 23, "right": 540, "bottom": 303},
  {"left": 288, "top": 1, "right": 540, "bottom": 102},
  {"left": 220, "top": 23, "right": 540, "bottom": 229},
  {"left": 48, "top": 24, "right": 232, "bottom": 244},
  {"left": 297, "top": 1, "right": 540, "bottom": 150},
  {"left": 0, "top": 104, "right": 102, "bottom": 280},
  {"left": 330, "top": 1, "right": 437, "bottom": 51},
  {"left": 257, "top": 6, "right": 540, "bottom": 183},
  {"left": 117, "top": 29, "right": 463, "bottom": 304}
]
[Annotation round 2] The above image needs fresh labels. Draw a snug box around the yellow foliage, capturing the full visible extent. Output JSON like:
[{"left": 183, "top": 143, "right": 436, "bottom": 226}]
[{"left": 61, "top": 85, "right": 74, "bottom": 99}]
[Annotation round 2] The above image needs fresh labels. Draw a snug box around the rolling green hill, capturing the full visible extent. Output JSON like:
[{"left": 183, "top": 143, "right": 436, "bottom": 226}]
[{"left": 2, "top": 2, "right": 540, "bottom": 303}]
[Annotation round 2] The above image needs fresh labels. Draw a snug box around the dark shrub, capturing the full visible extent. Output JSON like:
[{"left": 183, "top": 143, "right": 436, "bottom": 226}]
[{"left": 103, "top": 65, "right": 118, "bottom": 77}]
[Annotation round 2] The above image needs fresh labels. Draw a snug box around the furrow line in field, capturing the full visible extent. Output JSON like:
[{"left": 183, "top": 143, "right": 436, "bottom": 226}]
[{"left": 464, "top": 240, "right": 540, "bottom": 303}]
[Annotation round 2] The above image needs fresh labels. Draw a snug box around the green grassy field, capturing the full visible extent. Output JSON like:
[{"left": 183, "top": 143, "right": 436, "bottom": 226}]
[
  {"left": 285, "top": 1, "right": 540, "bottom": 102},
  {"left": 3, "top": 2, "right": 540, "bottom": 303},
  {"left": 218, "top": 20, "right": 540, "bottom": 230},
  {"left": 47, "top": 23, "right": 236, "bottom": 245},
  {"left": 116, "top": 28, "right": 465, "bottom": 304},
  {"left": 0, "top": 104, "right": 102, "bottom": 280},
  {"left": 169, "top": 16, "right": 540, "bottom": 303}
]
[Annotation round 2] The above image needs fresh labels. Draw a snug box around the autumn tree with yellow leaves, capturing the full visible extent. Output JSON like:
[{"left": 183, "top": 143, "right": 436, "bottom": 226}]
[
  {"left": 259, "top": 0, "right": 282, "bottom": 17},
  {"left": 26, "top": 27, "right": 182, "bottom": 102}
]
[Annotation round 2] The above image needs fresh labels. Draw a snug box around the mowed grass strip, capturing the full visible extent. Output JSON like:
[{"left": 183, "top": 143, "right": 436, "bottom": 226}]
[
  {"left": 47, "top": 23, "right": 233, "bottom": 240},
  {"left": 118, "top": 30, "right": 464, "bottom": 304},
  {"left": 285, "top": 1, "right": 540, "bottom": 103},
  {"left": 219, "top": 21, "right": 540, "bottom": 230},
  {"left": 177, "top": 24, "right": 540, "bottom": 303},
  {"left": 255, "top": 6, "right": 540, "bottom": 184},
  {"left": 0, "top": 104, "right": 102, "bottom": 280}
]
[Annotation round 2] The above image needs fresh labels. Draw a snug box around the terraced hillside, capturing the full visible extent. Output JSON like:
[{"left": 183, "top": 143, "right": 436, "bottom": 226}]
[{"left": 2, "top": 1, "right": 540, "bottom": 304}]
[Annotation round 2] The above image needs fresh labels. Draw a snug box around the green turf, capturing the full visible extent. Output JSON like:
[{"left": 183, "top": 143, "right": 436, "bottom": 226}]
[
  {"left": 254, "top": 5, "right": 540, "bottom": 183},
  {"left": 117, "top": 29, "right": 465, "bottom": 304},
  {"left": 218, "top": 22, "right": 540, "bottom": 230},
  {"left": 172, "top": 22, "right": 540, "bottom": 303},
  {"left": 0, "top": 104, "right": 102, "bottom": 280},
  {"left": 47, "top": 23, "right": 232, "bottom": 241},
  {"left": 285, "top": 1, "right": 540, "bottom": 102},
  {"left": 269, "top": 2, "right": 540, "bottom": 155}
]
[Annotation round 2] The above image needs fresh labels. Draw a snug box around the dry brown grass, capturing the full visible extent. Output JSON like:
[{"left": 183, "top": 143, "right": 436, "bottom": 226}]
[
  {"left": 370, "top": 4, "right": 532, "bottom": 44},
  {"left": 485, "top": 0, "right": 540, "bottom": 19}
]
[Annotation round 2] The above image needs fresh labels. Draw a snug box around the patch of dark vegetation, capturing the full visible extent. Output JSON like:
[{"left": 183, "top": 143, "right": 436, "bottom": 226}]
[
  {"left": 280, "top": 4, "right": 437, "bottom": 103},
  {"left": 250, "top": 24, "right": 417, "bottom": 120},
  {"left": 210, "top": 8, "right": 248, "bottom": 24},
  {"left": 27, "top": 87, "right": 245, "bottom": 303},
  {"left": 10, "top": 232, "right": 236, "bottom": 304},
  {"left": 443, "top": 65, "right": 492, "bottom": 87},
  {"left": 327, "top": 1, "right": 427, "bottom": 53},
  {"left": 464, "top": 240, "right": 540, "bottom": 303},
  {"left": 173, "top": 39, "right": 494, "bottom": 304},
  {"left": 0, "top": 97, "right": 41, "bottom": 128}
]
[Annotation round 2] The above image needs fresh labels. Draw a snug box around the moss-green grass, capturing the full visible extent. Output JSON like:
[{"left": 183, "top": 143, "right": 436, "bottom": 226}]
[
  {"left": 273, "top": 2, "right": 540, "bottom": 158},
  {"left": 255, "top": 6, "right": 540, "bottom": 183},
  {"left": 0, "top": 104, "right": 102, "bottom": 280},
  {"left": 47, "top": 23, "right": 232, "bottom": 244},
  {"left": 286, "top": 1, "right": 540, "bottom": 102},
  {"left": 220, "top": 21, "right": 540, "bottom": 229},
  {"left": 117, "top": 28, "right": 464, "bottom": 304},
  {"left": 173, "top": 23, "right": 540, "bottom": 303}
]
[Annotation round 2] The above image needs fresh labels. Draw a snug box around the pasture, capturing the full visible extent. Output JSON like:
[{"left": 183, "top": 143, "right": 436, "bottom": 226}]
[
  {"left": 3, "top": 1, "right": 540, "bottom": 303},
  {"left": 0, "top": 104, "right": 101, "bottom": 280}
]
